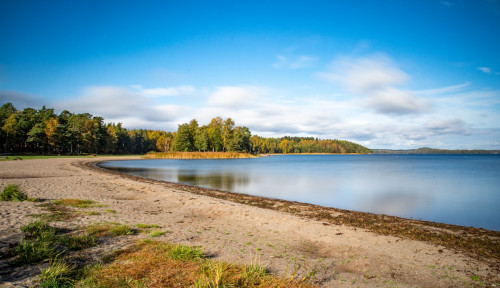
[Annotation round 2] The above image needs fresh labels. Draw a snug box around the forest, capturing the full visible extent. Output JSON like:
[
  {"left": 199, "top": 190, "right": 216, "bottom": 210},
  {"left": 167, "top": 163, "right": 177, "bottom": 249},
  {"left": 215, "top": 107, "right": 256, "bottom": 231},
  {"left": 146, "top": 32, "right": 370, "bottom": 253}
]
[{"left": 0, "top": 102, "right": 371, "bottom": 155}]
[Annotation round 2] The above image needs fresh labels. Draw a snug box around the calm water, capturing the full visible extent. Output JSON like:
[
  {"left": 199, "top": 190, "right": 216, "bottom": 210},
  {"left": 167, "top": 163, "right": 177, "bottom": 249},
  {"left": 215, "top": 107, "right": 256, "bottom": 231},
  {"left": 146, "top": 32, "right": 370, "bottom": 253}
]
[{"left": 98, "top": 154, "right": 500, "bottom": 231}]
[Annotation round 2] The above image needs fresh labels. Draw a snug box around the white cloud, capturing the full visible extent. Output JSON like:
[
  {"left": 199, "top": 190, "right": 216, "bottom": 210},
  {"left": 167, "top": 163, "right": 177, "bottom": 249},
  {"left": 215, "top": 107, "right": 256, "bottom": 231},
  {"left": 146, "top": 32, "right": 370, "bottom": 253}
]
[
  {"left": 131, "top": 85, "right": 196, "bottom": 97},
  {"left": 56, "top": 86, "right": 186, "bottom": 131},
  {"left": 477, "top": 67, "right": 492, "bottom": 74},
  {"left": 318, "top": 54, "right": 431, "bottom": 115},
  {"left": 208, "top": 86, "right": 266, "bottom": 108},
  {"left": 363, "top": 88, "right": 432, "bottom": 115},
  {"left": 273, "top": 55, "right": 317, "bottom": 69},
  {"left": 426, "top": 118, "right": 469, "bottom": 135}
]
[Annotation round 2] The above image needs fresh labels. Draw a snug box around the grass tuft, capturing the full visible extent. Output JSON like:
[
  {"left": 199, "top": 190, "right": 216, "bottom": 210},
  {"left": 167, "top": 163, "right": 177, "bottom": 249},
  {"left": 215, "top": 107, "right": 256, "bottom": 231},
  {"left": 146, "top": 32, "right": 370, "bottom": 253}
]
[
  {"left": 1, "top": 184, "right": 28, "bottom": 201},
  {"left": 58, "top": 233, "right": 97, "bottom": 251},
  {"left": 149, "top": 230, "right": 170, "bottom": 237},
  {"left": 169, "top": 244, "right": 205, "bottom": 260},
  {"left": 21, "top": 220, "right": 57, "bottom": 239},
  {"left": 52, "top": 198, "right": 102, "bottom": 208},
  {"left": 13, "top": 238, "right": 58, "bottom": 265},
  {"left": 39, "top": 259, "right": 77, "bottom": 288},
  {"left": 136, "top": 223, "right": 160, "bottom": 229},
  {"left": 86, "top": 223, "right": 134, "bottom": 237}
]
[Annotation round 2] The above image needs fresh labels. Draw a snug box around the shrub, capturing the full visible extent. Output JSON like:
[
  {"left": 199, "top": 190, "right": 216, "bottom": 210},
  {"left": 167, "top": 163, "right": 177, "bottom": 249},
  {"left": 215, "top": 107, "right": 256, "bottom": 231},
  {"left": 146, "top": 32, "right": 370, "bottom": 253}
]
[{"left": 0, "top": 184, "right": 27, "bottom": 201}]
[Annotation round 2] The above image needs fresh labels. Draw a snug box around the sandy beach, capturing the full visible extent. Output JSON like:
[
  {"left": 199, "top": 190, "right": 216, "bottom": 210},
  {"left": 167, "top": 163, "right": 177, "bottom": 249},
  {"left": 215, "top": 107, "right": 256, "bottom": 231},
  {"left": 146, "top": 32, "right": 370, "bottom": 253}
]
[{"left": 1, "top": 157, "right": 498, "bottom": 287}]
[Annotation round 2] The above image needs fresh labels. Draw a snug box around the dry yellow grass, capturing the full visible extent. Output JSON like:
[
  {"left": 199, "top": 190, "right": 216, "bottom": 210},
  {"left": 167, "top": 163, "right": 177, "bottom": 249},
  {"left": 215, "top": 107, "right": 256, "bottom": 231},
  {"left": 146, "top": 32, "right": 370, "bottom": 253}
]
[
  {"left": 79, "top": 240, "right": 316, "bottom": 288},
  {"left": 145, "top": 151, "right": 256, "bottom": 159}
]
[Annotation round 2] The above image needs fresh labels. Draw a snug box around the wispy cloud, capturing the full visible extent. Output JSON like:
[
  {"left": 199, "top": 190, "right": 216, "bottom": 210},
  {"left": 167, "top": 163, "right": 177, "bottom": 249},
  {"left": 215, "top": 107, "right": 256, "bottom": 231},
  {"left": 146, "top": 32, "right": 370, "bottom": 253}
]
[
  {"left": 0, "top": 90, "right": 45, "bottom": 109},
  {"left": 273, "top": 55, "right": 317, "bottom": 69},
  {"left": 426, "top": 118, "right": 469, "bottom": 135},
  {"left": 477, "top": 67, "right": 492, "bottom": 74}
]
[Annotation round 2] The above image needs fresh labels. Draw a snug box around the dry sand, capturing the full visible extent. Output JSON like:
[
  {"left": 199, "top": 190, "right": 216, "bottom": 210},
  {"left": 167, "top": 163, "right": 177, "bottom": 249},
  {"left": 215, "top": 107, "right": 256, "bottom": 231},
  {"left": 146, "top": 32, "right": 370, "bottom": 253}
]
[{"left": 0, "top": 157, "right": 498, "bottom": 287}]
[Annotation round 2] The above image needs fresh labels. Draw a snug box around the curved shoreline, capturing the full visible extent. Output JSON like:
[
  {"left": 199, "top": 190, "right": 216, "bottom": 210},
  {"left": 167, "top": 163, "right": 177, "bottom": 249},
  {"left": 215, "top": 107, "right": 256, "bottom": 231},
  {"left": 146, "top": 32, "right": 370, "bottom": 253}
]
[
  {"left": 1, "top": 157, "right": 499, "bottom": 287},
  {"left": 85, "top": 159, "right": 500, "bottom": 263}
]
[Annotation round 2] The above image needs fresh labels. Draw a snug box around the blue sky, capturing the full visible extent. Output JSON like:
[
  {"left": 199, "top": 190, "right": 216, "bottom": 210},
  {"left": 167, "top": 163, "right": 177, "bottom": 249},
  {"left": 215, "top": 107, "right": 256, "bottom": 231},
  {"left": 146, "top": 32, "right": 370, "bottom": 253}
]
[{"left": 1, "top": 0, "right": 499, "bottom": 149}]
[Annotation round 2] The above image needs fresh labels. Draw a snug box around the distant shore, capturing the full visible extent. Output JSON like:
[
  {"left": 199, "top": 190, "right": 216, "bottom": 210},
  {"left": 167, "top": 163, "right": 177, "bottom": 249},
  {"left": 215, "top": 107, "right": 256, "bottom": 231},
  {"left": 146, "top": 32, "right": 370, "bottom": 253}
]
[{"left": 1, "top": 157, "right": 499, "bottom": 287}]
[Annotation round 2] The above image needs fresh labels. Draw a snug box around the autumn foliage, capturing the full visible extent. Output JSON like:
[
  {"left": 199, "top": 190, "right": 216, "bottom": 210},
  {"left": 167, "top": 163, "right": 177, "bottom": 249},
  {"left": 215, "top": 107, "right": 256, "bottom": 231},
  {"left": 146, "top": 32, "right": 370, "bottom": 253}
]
[{"left": 0, "top": 102, "right": 370, "bottom": 155}]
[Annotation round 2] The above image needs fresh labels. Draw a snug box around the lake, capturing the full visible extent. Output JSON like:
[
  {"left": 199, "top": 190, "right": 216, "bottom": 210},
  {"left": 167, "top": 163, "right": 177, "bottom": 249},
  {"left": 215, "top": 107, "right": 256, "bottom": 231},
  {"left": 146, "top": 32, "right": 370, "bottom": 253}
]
[{"left": 98, "top": 154, "right": 500, "bottom": 231}]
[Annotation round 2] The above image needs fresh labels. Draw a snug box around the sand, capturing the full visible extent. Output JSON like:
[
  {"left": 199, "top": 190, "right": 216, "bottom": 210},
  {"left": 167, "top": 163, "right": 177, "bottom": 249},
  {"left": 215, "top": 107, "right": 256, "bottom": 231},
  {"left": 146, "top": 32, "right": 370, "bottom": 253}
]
[{"left": 0, "top": 157, "right": 498, "bottom": 287}]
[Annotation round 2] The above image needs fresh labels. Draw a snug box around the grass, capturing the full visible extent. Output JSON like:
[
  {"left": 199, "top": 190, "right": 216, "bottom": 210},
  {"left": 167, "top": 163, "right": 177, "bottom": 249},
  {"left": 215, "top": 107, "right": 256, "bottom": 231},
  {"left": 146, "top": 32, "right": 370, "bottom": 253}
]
[
  {"left": 77, "top": 240, "right": 315, "bottom": 288},
  {"left": 39, "top": 259, "right": 78, "bottom": 288},
  {"left": 0, "top": 154, "right": 144, "bottom": 161},
  {"left": 52, "top": 198, "right": 103, "bottom": 208},
  {"left": 36, "top": 198, "right": 105, "bottom": 221},
  {"left": 1, "top": 184, "right": 28, "bottom": 201},
  {"left": 145, "top": 151, "right": 256, "bottom": 159},
  {"left": 35, "top": 202, "right": 76, "bottom": 221},
  {"left": 12, "top": 220, "right": 97, "bottom": 265},
  {"left": 136, "top": 223, "right": 160, "bottom": 229},
  {"left": 85, "top": 223, "right": 135, "bottom": 237},
  {"left": 169, "top": 244, "right": 205, "bottom": 260},
  {"left": 150, "top": 230, "right": 171, "bottom": 237}
]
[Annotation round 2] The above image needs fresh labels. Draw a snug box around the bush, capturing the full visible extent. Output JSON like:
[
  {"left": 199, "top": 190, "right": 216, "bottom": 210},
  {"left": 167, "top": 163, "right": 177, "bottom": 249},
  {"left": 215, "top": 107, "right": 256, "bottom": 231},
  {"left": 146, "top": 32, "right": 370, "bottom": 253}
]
[{"left": 0, "top": 184, "right": 27, "bottom": 201}]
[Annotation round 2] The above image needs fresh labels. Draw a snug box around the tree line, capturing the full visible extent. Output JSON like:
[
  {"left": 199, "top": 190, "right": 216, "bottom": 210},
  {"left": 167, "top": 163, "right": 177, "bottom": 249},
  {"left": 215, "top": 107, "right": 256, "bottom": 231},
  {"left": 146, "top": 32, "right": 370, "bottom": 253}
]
[{"left": 0, "top": 102, "right": 371, "bottom": 155}]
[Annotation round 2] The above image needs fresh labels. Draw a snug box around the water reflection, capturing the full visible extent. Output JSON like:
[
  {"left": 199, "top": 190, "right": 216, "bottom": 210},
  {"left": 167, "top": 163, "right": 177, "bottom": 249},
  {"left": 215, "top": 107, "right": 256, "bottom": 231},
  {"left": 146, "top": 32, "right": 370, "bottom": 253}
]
[
  {"left": 361, "top": 189, "right": 431, "bottom": 216},
  {"left": 104, "top": 166, "right": 250, "bottom": 191},
  {"left": 98, "top": 155, "right": 500, "bottom": 231},
  {"left": 176, "top": 170, "right": 249, "bottom": 190}
]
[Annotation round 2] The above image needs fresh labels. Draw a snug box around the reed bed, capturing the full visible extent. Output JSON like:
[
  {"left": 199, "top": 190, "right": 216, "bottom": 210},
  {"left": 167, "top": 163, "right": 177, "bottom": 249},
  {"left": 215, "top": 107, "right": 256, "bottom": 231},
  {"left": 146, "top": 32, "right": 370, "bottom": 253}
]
[{"left": 145, "top": 151, "right": 256, "bottom": 159}]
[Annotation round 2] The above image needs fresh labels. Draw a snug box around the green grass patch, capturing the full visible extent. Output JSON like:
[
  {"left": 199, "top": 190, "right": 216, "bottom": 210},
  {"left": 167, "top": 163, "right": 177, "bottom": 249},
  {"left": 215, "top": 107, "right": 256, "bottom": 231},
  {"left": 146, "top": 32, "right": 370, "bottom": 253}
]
[
  {"left": 52, "top": 198, "right": 103, "bottom": 208},
  {"left": 0, "top": 154, "right": 144, "bottom": 161},
  {"left": 169, "top": 244, "right": 205, "bottom": 260},
  {"left": 86, "top": 223, "right": 135, "bottom": 237},
  {"left": 12, "top": 220, "right": 97, "bottom": 265},
  {"left": 1, "top": 184, "right": 28, "bottom": 201},
  {"left": 58, "top": 233, "right": 97, "bottom": 251},
  {"left": 149, "top": 230, "right": 171, "bottom": 237},
  {"left": 39, "top": 259, "right": 79, "bottom": 288},
  {"left": 21, "top": 220, "right": 57, "bottom": 239},
  {"left": 136, "top": 223, "right": 160, "bottom": 229}
]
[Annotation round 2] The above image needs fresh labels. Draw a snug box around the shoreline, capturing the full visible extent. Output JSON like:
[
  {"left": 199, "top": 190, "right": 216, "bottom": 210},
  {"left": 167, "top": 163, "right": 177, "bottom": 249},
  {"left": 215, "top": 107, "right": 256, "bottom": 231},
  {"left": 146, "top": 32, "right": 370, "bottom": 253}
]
[
  {"left": 1, "top": 157, "right": 499, "bottom": 287},
  {"left": 87, "top": 159, "right": 500, "bottom": 260}
]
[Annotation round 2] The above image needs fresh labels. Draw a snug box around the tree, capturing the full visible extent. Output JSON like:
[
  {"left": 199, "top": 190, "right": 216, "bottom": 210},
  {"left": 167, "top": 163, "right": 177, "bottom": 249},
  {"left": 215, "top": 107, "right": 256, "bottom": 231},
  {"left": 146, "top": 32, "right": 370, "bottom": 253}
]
[
  {"left": 2, "top": 113, "right": 18, "bottom": 153},
  {"left": 27, "top": 123, "right": 46, "bottom": 154},
  {"left": 172, "top": 122, "right": 196, "bottom": 151},
  {"left": 222, "top": 118, "right": 235, "bottom": 151},
  {"left": 194, "top": 125, "right": 209, "bottom": 152},
  {"left": 44, "top": 117, "right": 59, "bottom": 153},
  {"left": 231, "top": 126, "right": 251, "bottom": 152},
  {"left": 208, "top": 117, "right": 223, "bottom": 152},
  {"left": 156, "top": 132, "right": 173, "bottom": 152},
  {"left": 279, "top": 139, "right": 291, "bottom": 154}
]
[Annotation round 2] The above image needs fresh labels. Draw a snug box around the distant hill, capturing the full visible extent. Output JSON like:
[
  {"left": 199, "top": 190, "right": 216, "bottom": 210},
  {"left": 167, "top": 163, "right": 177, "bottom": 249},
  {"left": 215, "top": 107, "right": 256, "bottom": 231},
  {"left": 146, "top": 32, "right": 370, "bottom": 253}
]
[{"left": 372, "top": 147, "right": 500, "bottom": 154}]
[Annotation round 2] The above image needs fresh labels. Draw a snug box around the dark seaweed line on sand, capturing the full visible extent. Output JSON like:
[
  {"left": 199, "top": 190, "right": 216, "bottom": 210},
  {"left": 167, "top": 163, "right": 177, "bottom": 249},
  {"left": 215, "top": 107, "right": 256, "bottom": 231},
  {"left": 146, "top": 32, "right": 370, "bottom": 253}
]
[{"left": 79, "top": 160, "right": 500, "bottom": 266}]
